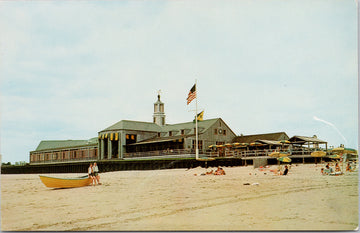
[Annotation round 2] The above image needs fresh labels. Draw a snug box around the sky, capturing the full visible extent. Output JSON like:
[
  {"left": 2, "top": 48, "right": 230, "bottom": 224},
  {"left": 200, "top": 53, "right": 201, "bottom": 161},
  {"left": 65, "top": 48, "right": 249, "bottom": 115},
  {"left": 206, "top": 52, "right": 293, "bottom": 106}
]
[{"left": 0, "top": 0, "right": 358, "bottom": 163}]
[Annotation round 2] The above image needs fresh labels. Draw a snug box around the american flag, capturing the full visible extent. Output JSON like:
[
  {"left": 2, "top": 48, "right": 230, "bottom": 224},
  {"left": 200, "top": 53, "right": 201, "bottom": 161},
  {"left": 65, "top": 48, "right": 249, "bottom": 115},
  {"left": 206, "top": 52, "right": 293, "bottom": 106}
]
[{"left": 187, "top": 84, "right": 196, "bottom": 105}]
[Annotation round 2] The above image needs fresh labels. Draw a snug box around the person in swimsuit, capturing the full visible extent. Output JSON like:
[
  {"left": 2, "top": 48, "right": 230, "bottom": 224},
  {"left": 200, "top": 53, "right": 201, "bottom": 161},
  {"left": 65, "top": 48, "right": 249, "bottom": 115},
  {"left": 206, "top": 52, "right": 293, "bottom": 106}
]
[
  {"left": 282, "top": 165, "right": 288, "bottom": 175},
  {"left": 88, "top": 163, "right": 95, "bottom": 185},
  {"left": 93, "top": 162, "right": 101, "bottom": 185}
]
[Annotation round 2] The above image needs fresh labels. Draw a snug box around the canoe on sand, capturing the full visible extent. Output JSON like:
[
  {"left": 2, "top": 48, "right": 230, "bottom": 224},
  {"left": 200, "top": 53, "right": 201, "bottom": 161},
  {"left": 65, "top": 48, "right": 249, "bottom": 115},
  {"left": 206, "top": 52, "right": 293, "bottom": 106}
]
[{"left": 39, "top": 175, "right": 92, "bottom": 188}]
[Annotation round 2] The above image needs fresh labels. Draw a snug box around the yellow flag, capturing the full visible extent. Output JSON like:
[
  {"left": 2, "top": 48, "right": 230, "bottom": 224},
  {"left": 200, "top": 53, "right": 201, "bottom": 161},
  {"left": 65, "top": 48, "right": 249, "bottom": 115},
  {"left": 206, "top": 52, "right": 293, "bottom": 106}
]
[{"left": 194, "top": 110, "right": 204, "bottom": 121}]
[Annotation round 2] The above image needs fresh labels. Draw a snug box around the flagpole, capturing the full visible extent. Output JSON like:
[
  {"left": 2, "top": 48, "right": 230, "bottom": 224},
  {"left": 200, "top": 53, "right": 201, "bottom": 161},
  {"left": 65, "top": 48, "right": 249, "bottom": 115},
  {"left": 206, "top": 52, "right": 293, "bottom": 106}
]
[{"left": 195, "top": 79, "right": 199, "bottom": 160}]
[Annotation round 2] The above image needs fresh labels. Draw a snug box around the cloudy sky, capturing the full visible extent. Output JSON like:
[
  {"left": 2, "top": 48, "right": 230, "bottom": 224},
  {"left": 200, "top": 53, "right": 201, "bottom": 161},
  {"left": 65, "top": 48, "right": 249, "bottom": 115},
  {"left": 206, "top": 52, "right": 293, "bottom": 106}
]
[{"left": 0, "top": 0, "right": 358, "bottom": 163}]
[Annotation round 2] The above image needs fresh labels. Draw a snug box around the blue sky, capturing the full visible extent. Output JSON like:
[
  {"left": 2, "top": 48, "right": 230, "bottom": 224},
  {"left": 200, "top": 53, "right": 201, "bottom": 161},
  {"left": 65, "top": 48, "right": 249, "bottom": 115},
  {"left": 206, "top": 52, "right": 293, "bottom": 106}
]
[{"left": 0, "top": 0, "right": 358, "bottom": 163}]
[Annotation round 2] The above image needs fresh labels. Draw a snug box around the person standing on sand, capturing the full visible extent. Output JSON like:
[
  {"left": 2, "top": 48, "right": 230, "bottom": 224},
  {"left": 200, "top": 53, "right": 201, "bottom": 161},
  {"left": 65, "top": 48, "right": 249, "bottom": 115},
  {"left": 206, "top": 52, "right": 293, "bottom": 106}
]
[
  {"left": 88, "top": 163, "right": 95, "bottom": 186},
  {"left": 93, "top": 162, "right": 101, "bottom": 185}
]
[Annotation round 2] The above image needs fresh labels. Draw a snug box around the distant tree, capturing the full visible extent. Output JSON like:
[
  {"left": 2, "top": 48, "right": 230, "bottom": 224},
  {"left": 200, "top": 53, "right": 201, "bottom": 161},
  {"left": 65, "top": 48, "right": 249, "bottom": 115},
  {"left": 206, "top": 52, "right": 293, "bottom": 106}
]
[{"left": 14, "top": 161, "right": 26, "bottom": 166}]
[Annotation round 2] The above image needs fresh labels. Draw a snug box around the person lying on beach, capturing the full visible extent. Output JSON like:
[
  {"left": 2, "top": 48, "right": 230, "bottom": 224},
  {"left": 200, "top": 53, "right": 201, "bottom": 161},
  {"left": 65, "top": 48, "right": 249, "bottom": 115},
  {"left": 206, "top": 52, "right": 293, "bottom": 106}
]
[
  {"left": 206, "top": 170, "right": 213, "bottom": 175},
  {"left": 200, "top": 170, "right": 214, "bottom": 176},
  {"left": 214, "top": 167, "right": 226, "bottom": 175}
]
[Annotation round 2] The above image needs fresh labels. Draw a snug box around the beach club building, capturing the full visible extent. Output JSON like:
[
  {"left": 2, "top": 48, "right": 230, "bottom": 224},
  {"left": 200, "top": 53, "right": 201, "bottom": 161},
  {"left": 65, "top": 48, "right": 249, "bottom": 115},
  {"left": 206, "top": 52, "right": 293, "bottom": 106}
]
[
  {"left": 29, "top": 94, "right": 237, "bottom": 164},
  {"left": 29, "top": 93, "right": 330, "bottom": 164}
]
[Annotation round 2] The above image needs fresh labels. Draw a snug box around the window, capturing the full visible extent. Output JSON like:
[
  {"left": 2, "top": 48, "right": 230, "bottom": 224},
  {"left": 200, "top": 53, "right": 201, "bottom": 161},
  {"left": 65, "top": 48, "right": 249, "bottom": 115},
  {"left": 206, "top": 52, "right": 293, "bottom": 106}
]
[
  {"left": 181, "top": 129, "right": 185, "bottom": 135},
  {"left": 169, "top": 131, "right": 172, "bottom": 137},
  {"left": 157, "top": 132, "right": 161, "bottom": 137},
  {"left": 214, "top": 129, "right": 218, "bottom": 135},
  {"left": 192, "top": 140, "right": 203, "bottom": 150},
  {"left": 223, "top": 129, "right": 226, "bottom": 135}
]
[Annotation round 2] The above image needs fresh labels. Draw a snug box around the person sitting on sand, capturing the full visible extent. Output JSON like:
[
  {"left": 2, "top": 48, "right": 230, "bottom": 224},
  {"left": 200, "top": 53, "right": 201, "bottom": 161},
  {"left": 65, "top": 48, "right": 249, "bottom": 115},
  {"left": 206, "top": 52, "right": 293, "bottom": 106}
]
[
  {"left": 335, "top": 163, "right": 341, "bottom": 172},
  {"left": 282, "top": 165, "right": 288, "bottom": 175},
  {"left": 346, "top": 162, "right": 352, "bottom": 172},
  {"left": 279, "top": 165, "right": 288, "bottom": 175},
  {"left": 214, "top": 167, "right": 226, "bottom": 175},
  {"left": 220, "top": 167, "right": 226, "bottom": 175},
  {"left": 324, "top": 164, "right": 333, "bottom": 175}
]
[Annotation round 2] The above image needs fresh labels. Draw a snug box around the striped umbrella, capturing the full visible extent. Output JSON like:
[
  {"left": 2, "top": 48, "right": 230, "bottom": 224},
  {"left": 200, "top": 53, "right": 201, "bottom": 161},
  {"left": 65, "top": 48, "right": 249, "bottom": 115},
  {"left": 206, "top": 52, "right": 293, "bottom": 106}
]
[
  {"left": 328, "top": 154, "right": 341, "bottom": 159},
  {"left": 277, "top": 157, "right": 292, "bottom": 163},
  {"left": 250, "top": 142, "right": 263, "bottom": 147}
]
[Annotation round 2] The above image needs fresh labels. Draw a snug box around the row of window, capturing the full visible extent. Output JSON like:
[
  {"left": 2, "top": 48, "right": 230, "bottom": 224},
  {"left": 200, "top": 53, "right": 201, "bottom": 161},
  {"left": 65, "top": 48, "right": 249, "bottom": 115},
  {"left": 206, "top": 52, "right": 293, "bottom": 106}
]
[
  {"left": 30, "top": 148, "right": 98, "bottom": 163},
  {"left": 158, "top": 128, "right": 227, "bottom": 137}
]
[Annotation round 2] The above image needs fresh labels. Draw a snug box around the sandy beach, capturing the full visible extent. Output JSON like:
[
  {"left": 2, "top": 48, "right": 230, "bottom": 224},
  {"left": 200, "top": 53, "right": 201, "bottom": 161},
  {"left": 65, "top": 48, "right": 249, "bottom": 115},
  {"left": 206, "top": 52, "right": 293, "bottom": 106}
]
[{"left": 1, "top": 163, "right": 358, "bottom": 231}]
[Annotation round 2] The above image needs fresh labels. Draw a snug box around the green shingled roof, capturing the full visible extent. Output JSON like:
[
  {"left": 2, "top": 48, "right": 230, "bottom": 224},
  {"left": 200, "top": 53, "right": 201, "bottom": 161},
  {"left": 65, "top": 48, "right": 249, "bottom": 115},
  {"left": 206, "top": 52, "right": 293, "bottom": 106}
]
[
  {"left": 100, "top": 120, "right": 163, "bottom": 132},
  {"left": 34, "top": 137, "right": 98, "bottom": 151},
  {"left": 162, "top": 118, "right": 219, "bottom": 133},
  {"left": 100, "top": 118, "right": 222, "bottom": 134}
]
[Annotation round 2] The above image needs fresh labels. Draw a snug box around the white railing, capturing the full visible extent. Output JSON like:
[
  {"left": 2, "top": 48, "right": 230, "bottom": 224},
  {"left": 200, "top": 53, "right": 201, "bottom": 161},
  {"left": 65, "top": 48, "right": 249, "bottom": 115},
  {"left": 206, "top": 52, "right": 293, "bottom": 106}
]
[{"left": 124, "top": 149, "right": 194, "bottom": 158}]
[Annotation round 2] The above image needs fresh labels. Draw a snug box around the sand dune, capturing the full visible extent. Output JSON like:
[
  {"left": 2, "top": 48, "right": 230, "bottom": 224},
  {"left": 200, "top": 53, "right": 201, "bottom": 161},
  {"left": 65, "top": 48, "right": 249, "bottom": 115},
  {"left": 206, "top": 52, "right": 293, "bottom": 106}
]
[{"left": 1, "top": 163, "right": 358, "bottom": 231}]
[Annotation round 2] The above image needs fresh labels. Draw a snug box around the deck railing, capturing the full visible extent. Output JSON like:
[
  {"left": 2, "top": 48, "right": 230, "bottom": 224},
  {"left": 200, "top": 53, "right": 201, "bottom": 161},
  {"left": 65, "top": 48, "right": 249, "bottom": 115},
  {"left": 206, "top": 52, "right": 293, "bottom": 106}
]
[{"left": 30, "top": 147, "right": 330, "bottom": 164}]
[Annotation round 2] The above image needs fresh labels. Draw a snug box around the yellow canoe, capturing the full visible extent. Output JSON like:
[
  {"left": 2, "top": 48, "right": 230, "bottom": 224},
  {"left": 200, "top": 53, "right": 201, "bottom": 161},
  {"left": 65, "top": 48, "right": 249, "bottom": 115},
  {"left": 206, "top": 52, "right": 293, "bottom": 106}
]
[{"left": 39, "top": 175, "right": 92, "bottom": 188}]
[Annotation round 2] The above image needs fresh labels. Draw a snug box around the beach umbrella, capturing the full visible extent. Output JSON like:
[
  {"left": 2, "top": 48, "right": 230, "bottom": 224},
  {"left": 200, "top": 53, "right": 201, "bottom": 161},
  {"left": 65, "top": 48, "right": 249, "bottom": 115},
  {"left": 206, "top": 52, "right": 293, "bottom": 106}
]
[
  {"left": 331, "top": 147, "right": 344, "bottom": 154},
  {"left": 343, "top": 148, "right": 358, "bottom": 155},
  {"left": 328, "top": 154, "right": 341, "bottom": 159},
  {"left": 279, "top": 140, "right": 290, "bottom": 144},
  {"left": 331, "top": 148, "right": 358, "bottom": 157},
  {"left": 277, "top": 157, "right": 292, "bottom": 163},
  {"left": 311, "top": 151, "right": 326, "bottom": 157},
  {"left": 224, "top": 143, "right": 233, "bottom": 147},
  {"left": 311, "top": 151, "right": 326, "bottom": 164},
  {"left": 239, "top": 143, "right": 249, "bottom": 147},
  {"left": 269, "top": 151, "right": 289, "bottom": 158},
  {"left": 232, "top": 142, "right": 241, "bottom": 147},
  {"left": 250, "top": 142, "right": 263, "bottom": 146},
  {"left": 208, "top": 145, "right": 217, "bottom": 148}
]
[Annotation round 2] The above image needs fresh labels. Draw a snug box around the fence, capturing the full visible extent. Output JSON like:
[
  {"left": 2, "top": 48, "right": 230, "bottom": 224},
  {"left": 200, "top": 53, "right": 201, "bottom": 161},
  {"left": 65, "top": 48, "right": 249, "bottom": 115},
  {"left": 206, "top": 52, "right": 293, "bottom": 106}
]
[{"left": 124, "top": 149, "right": 220, "bottom": 158}]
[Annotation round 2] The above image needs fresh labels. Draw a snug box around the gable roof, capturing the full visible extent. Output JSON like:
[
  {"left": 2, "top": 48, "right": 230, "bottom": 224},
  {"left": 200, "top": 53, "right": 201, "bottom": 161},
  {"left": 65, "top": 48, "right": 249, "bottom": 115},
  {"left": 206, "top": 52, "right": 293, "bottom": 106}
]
[
  {"left": 162, "top": 118, "right": 219, "bottom": 133},
  {"left": 33, "top": 137, "right": 98, "bottom": 152},
  {"left": 255, "top": 139, "right": 283, "bottom": 146},
  {"left": 100, "top": 120, "right": 163, "bottom": 132},
  {"left": 289, "top": 135, "right": 327, "bottom": 144},
  {"left": 100, "top": 118, "right": 226, "bottom": 135},
  {"left": 232, "top": 132, "right": 289, "bottom": 143}
]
